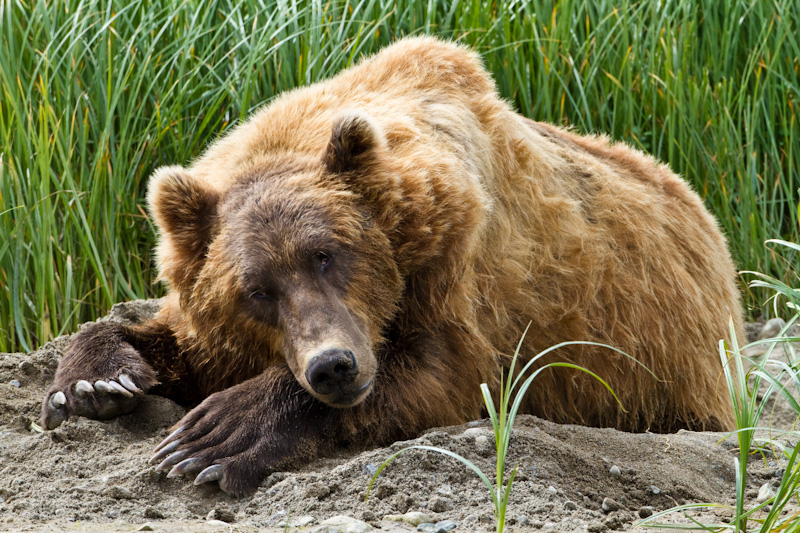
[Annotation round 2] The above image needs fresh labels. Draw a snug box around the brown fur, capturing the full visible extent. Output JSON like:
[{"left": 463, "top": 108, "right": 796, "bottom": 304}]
[{"left": 43, "top": 37, "right": 743, "bottom": 495}]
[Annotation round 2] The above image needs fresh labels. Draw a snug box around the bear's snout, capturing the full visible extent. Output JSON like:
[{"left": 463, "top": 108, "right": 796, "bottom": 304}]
[{"left": 305, "top": 348, "right": 362, "bottom": 402}]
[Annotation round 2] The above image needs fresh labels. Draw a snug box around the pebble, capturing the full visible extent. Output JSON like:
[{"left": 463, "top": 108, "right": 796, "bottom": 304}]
[
  {"left": 609, "top": 465, "right": 621, "bottom": 477},
  {"left": 461, "top": 428, "right": 485, "bottom": 439},
  {"left": 207, "top": 520, "right": 230, "bottom": 527},
  {"left": 278, "top": 515, "right": 317, "bottom": 528},
  {"left": 601, "top": 497, "right": 622, "bottom": 513},
  {"left": 650, "top": 485, "right": 661, "bottom": 495},
  {"left": 434, "top": 519, "right": 457, "bottom": 531},
  {"left": 757, "top": 483, "right": 776, "bottom": 503},
  {"left": 135, "top": 525, "right": 155, "bottom": 532},
  {"left": 417, "top": 521, "right": 457, "bottom": 533},
  {"left": 385, "top": 511, "right": 433, "bottom": 526},
  {"left": 18, "top": 360, "right": 35, "bottom": 374},
  {"left": 760, "top": 318, "right": 787, "bottom": 339},
  {"left": 638, "top": 506, "right": 654, "bottom": 518},
  {"left": 428, "top": 495, "right": 453, "bottom": 512},
  {"left": 207, "top": 505, "right": 235, "bottom": 523},
  {"left": 362, "top": 463, "right": 379, "bottom": 477},
  {"left": 8, "top": 380, "right": 20, "bottom": 388},
  {"left": 517, "top": 515, "right": 530, "bottom": 526},
  {"left": 104, "top": 486, "right": 134, "bottom": 500},
  {"left": 313, "top": 515, "right": 373, "bottom": 533},
  {"left": 563, "top": 500, "right": 578, "bottom": 511}
]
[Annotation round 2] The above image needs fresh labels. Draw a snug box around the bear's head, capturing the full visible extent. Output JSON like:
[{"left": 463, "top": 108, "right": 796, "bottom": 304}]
[{"left": 147, "top": 111, "right": 405, "bottom": 407}]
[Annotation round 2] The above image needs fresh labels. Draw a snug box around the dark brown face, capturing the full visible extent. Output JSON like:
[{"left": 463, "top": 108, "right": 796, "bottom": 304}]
[
  {"left": 149, "top": 110, "right": 403, "bottom": 406},
  {"left": 218, "top": 175, "right": 387, "bottom": 407}
]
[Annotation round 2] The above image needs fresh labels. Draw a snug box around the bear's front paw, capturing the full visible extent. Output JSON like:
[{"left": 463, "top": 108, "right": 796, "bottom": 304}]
[
  {"left": 149, "top": 399, "right": 271, "bottom": 497},
  {"left": 149, "top": 370, "right": 332, "bottom": 497},
  {"left": 41, "top": 322, "right": 159, "bottom": 430},
  {"left": 42, "top": 373, "right": 146, "bottom": 430}
]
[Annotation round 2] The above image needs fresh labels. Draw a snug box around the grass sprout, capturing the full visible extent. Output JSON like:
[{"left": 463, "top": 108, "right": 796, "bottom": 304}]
[
  {"left": 366, "top": 327, "right": 646, "bottom": 532},
  {"left": 638, "top": 239, "right": 800, "bottom": 531}
]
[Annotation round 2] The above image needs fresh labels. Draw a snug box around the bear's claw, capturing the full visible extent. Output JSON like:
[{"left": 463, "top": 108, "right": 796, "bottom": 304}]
[
  {"left": 167, "top": 457, "right": 204, "bottom": 478},
  {"left": 42, "top": 374, "right": 146, "bottom": 430},
  {"left": 194, "top": 465, "right": 223, "bottom": 485}
]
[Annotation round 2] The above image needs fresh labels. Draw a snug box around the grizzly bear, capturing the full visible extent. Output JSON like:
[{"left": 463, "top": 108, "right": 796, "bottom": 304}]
[{"left": 41, "top": 36, "right": 744, "bottom": 496}]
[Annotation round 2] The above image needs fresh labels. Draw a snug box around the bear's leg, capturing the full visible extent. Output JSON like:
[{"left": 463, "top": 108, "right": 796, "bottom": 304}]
[
  {"left": 40, "top": 321, "right": 175, "bottom": 430},
  {"left": 149, "top": 365, "right": 338, "bottom": 497},
  {"left": 151, "top": 334, "right": 487, "bottom": 496}
]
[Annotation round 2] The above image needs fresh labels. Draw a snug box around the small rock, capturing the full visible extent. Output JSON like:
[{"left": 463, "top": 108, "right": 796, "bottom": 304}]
[
  {"left": 757, "top": 482, "right": 776, "bottom": 503},
  {"left": 295, "top": 516, "right": 317, "bottom": 527},
  {"left": 474, "top": 435, "right": 489, "bottom": 446},
  {"left": 362, "top": 463, "right": 379, "bottom": 477},
  {"left": 306, "top": 481, "right": 333, "bottom": 499},
  {"left": 429, "top": 496, "right": 453, "bottom": 512},
  {"left": 144, "top": 507, "right": 165, "bottom": 519},
  {"left": 313, "top": 515, "right": 373, "bottom": 533},
  {"left": 547, "top": 485, "right": 558, "bottom": 495},
  {"left": 135, "top": 525, "right": 155, "bottom": 532},
  {"left": 609, "top": 465, "right": 621, "bottom": 477},
  {"left": 466, "top": 420, "right": 484, "bottom": 427},
  {"left": 385, "top": 511, "right": 434, "bottom": 526},
  {"left": 601, "top": 497, "right": 622, "bottom": 513},
  {"left": 650, "top": 485, "right": 661, "bottom": 495},
  {"left": 461, "top": 428, "right": 485, "bottom": 439},
  {"left": 436, "top": 485, "right": 454, "bottom": 497},
  {"left": 207, "top": 504, "right": 235, "bottom": 523},
  {"left": 638, "top": 506, "right": 654, "bottom": 519},
  {"left": 207, "top": 520, "right": 230, "bottom": 527},
  {"left": 760, "top": 318, "right": 786, "bottom": 339},
  {"left": 417, "top": 524, "right": 436, "bottom": 533},
  {"left": 8, "top": 380, "right": 20, "bottom": 388},
  {"left": 104, "top": 486, "right": 134, "bottom": 500},
  {"left": 517, "top": 515, "right": 530, "bottom": 526},
  {"left": 434, "top": 519, "right": 457, "bottom": 532},
  {"left": 564, "top": 500, "right": 578, "bottom": 511},
  {"left": 18, "top": 360, "right": 35, "bottom": 375}
]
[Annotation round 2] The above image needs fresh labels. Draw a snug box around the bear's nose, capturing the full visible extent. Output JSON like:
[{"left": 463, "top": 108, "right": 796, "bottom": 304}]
[{"left": 305, "top": 349, "right": 359, "bottom": 396}]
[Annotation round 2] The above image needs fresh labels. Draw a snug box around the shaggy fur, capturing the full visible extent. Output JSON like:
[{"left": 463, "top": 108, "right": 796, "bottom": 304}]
[{"left": 42, "top": 37, "right": 743, "bottom": 496}]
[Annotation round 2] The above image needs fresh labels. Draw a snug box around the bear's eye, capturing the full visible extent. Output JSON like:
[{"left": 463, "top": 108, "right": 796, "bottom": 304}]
[
  {"left": 249, "top": 290, "right": 273, "bottom": 301},
  {"left": 315, "top": 251, "right": 334, "bottom": 272}
]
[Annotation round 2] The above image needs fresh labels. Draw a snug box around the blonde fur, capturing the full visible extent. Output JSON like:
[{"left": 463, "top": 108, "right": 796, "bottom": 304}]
[{"left": 151, "top": 36, "right": 742, "bottom": 433}]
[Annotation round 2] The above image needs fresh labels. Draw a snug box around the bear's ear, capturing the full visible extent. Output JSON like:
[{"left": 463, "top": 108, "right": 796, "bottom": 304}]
[
  {"left": 147, "top": 165, "right": 220, "bottom": 288},
  {"left": 323, "top": 111, "right": 384, "bottom": 175}
]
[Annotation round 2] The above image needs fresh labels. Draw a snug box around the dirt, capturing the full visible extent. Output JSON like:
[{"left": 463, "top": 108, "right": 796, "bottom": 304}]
[{"left": 0, "top": 300, "right": 797, "bottom": 532}]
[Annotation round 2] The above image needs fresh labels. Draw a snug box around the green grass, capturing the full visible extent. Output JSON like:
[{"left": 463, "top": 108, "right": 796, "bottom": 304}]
[
  {"left": 365, "top": 330, "right": 642, "bottom": 533},
  {"left": 2, "top": 0, "right": 799, "bottom": 351}
]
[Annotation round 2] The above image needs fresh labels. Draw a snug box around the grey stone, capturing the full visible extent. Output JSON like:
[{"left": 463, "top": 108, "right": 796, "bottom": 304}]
[
  {"left": 8, "top": 380, "right": 20, "bottom": 387},
  {"left": 638, "top": 506, "right": 654, "bottom": 518},
  {"left": 434, "top": 519, "right": 457, "bottom": 532},
  {"left": 564, "top": 500, "right": 578, "bottom": 511},
  {"left": 757, "top": 482, "right": 776, "bottom": 503},
  {"left": 314, "top": 515, "right": 373, "bottom": 533},
  {"left": 609, "top": 465, "right": 621, "bottom": 477},
  {"left": 428, "top": 496, "right": 453, "bottom": 512},
  {"left": 601, "top": 497, "right": 622, "bottom": 513},
  {"left": 760, "top": 318, "right": 787, "bottom": 339},
  {"left": 385, "top": 511, "right": 433, "bottom": 526}
]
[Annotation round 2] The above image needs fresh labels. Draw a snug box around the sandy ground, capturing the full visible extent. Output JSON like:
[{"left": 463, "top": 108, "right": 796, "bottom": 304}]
[{"left": 1, "top": 300, "right": 797, "bottom": 532}]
